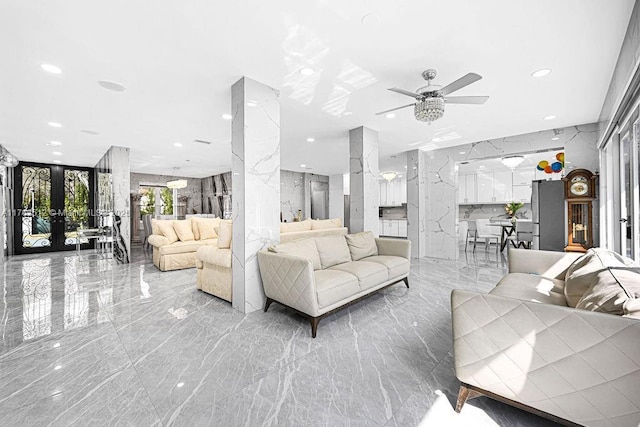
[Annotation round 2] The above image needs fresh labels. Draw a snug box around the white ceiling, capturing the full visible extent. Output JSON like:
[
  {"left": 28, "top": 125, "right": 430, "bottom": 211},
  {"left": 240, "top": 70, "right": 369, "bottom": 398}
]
[{"left": 0, "top": 0, "right": 634, "bottom": 178}]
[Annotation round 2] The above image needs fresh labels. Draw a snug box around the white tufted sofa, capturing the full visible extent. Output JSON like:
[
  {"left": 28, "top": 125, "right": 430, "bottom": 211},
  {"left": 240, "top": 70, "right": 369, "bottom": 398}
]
[
  {"left": 258, "top": 232, "right": 411, "bottom": 337},
  {"left": 452, "top": 248, "right": 640, "bottom": 426}
]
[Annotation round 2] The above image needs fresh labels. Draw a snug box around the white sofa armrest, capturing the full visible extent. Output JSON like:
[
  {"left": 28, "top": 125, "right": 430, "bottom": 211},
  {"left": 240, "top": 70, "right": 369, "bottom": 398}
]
[
  {"left": 196, "top": 246, "right": 231, "bottom": 268},
  {"left": 375, "top": 238, "right": 411, "bottom": 259},
  {"left": 508, "top": 248, "right": 581, "bottom": 279},
  {"left": 257, "top": 251, "right": 319, "bottom": 317},
  {"left": 451, "top": 289, "right": 640, "bottom": 424},
  {"left": 148, "top": 234, "right": 170, "bottom": 248}
]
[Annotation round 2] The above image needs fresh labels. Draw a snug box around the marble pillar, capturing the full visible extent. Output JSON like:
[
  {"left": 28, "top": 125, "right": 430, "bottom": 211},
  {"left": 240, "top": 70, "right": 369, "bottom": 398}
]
[
  {"left": 95, "top": 146, "right": 130, "bottom": 263},
  {"left": 349, "top": 127, "right": 379, "bottom": 235},
  {"left": 407, "top": 150, "right": 426, "bottom": 258},
  {"left": 329, "top": 174, "right": 344, "bottom": 223},
  {"left": 231, "top": 77, "right": 280, "bottom": 314}
]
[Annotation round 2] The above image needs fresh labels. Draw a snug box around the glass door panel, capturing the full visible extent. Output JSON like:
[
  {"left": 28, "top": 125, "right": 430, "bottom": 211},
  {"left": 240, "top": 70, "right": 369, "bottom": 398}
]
[
  {"left": 20, "top": 165, "right": 52, "bottom": 249},
  {"left": 620, "top": 131, "right": 633, "bottom": 258},
  {"left": 63, "top": 169, "right": 90, "bottom": 246}
]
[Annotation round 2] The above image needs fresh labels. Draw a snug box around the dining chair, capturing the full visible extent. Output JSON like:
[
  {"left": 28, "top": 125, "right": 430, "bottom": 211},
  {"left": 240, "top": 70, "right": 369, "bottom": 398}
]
[
  {"left": 476, "top": 219, "right": 500, "bottom": 252},
  {"left": 515, "top": 221, "right": 533, "bottom": 249},
  {"left": 465, "top": 220, "right": 479, "bottom": 252}
]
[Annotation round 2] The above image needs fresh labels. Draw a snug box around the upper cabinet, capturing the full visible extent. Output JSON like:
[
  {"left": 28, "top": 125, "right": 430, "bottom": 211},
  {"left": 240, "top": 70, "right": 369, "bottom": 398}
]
[
  {"left": 379, "top": 179, "right": 407, "bottom": 206},
  {"left": 459, "top": 169, "right": 532, "bottom": 204}
]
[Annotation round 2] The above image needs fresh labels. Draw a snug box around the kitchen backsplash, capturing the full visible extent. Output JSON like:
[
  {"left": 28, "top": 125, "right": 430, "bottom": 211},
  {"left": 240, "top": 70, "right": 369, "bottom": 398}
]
[{"left": 379, "top": 205, "right": 407, "bottom": 219}]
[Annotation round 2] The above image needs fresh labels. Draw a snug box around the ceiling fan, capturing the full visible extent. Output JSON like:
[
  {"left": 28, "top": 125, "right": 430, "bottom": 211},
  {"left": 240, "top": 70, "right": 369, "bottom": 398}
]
[{"left": 376, "top": 69, "right": 488, "bottom": 123}]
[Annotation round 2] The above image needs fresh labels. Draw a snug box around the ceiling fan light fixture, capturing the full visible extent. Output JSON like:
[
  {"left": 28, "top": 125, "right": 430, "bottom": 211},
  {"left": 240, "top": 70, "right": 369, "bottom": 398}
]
[
  {"left": 381, "top": 171, "right": 398, "bottom": 182},
  {"left": 414, "top": 97, "right": 445, "bottom": 123},
  {"left": 501, "top": 155, "right": 525, "bottom": 169}
]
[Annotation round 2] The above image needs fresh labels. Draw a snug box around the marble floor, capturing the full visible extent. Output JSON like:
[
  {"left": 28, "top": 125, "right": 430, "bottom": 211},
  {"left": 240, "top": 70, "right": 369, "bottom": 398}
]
[{"left": 0, "top": 245, "right": 560, "bottom": 426}]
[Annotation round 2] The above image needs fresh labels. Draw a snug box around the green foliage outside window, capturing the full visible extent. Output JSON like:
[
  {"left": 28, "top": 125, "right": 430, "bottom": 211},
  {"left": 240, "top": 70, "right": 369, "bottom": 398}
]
[{"left": 161, "top": 188, "right": 173, "bottom": 215}]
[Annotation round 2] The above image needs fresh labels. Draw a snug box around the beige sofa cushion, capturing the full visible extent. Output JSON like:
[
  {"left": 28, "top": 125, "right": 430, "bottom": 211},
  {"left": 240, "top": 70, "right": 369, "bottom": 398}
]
[
  {"left": 197, "top": 245, "right": 232, "bottom": 268},
  {"left": 491, "top": 272, "right": 568, "bottom": 306},
  {"left": 152, "top": 219, "right": 179, "bottom": 244},
  {"left": 269, "top": 239, "right": 321, "bottom": 270},
  {"left": 564, "top": 248, "right": 634, "bottom": 307},
  {"left": 315, "top": 235, "right": 351, "bottom": 269},
  {"left": 365, "top": 255, "right": 410, "bottom": 279},
  {"left": 217, "top": 220, "right": 233, "bottom": 249},
  {"left": 575, "top": 267, "right": 640, "bottom": 318},
  {"left": 193, "top": 217, "right": 221, "bottom": 240},
  {"left": 311, "top": 218, "right": 342, "bottom": 230},
  {"left": 329, "top": 261, "right": 388, "bottom": 291},
  {"left": 173, "top": 219, "right": 195, "bottom": 241},
  {"left": 159, "top": 239, "right": 217, "bottom": 255},
  {"left": 345, "top": 231, "right": 378, "bottom": 261},
  {"left": 314, "top": 270, "right": 359, "bottom": 309},
  {"left": 280, "top": 220, "right": 312, "bottom": 233}
]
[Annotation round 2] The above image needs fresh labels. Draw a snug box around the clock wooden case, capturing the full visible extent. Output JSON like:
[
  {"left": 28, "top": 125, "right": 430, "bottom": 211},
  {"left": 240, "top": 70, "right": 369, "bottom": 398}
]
[{"left": 562, "top": 169, "right": 597, "bottom": 253}]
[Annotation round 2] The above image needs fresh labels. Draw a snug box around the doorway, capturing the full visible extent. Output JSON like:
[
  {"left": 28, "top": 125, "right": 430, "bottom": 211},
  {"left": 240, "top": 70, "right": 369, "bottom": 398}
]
[{"left": 14, "top": 162, "right": 95, "bottom": 254}]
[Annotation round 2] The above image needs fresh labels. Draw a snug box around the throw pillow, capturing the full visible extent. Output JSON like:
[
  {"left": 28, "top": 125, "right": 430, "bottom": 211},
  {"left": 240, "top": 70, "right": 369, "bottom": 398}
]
[
  {"left": 345, "top": 231, "right": 378, "bottom": 261},
  {"left": 575, "top": 267, "right": 640, "bottom": 316},
  {"left": 311, "top": 218, "right": 342, "bottom": 230},
  {"left": 194, "top": 217, "right": 221, "bottom": 240},
  {"left": 314, "top": 235, "right": 351, "bottom": 269},
  {"left": 269, "top": 239, "right": 322, "bottom": 270},
  {"left": 173, "top": 219, "right": 195, "bottom": 242},
  {"left": 217, "top": 220, "right": 233, "bottom": 249},
  {"left": 155, "top": 220, "right": 179, "bottom": 244},
  {"left": 564, "top": 248, "right": 629, "bottom": 307}
]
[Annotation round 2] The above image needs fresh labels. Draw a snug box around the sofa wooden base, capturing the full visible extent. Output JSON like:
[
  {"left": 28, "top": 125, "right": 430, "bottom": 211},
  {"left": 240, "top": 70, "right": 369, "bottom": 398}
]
[
  {"left": 264, "top": 276, "right": 409, "bottom": 338},
  {"left": 455, "top": 383, "right": 581, "bottom": 427}
]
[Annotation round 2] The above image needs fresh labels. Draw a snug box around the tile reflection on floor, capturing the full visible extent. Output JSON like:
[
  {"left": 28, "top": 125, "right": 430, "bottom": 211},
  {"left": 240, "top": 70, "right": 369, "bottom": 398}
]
[{"left": 0, "top": 246, "right": 559, "bottom": 426}]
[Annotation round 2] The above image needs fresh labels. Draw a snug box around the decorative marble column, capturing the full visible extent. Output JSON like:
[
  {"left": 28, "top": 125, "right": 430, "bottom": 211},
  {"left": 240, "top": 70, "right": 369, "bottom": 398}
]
[
  {"left": 349, "top": 127, "right": 379, "bottom": 235},
  {"left": 329, "top": 174, "right": 344, "bottom": 223},
  {"left": 407, "top": 150, "right": 426, "bottom": 258},
  {"left": 231, "top": 77, "right": 280, "bottom": 314}
]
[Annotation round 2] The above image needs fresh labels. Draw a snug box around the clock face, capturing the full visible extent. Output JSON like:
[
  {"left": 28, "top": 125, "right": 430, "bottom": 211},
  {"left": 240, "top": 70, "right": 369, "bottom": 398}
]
[{"left": 570, "top": 181, "right": 589, "bottom": 196}]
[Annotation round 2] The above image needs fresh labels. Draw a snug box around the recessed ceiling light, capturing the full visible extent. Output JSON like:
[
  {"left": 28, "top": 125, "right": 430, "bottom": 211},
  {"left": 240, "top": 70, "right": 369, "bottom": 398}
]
[
  {"left": 81, "top": 129, "right": 99, "bottom": 135},
  {"left": 221, "top": 113, "right": 232, "bottom": 120},
  {"left": 300, "top": 164, "right": 306, "bottom": 168},
  {"left": 173, "top": 143, "right": 183, "bottom": 147},
  {"left": 299, "top": 67, "right": 315, "bottom": 76},
  {"left": 52, "top": 151, "right": 62, "bottom": 156},
  {"left": 551, "top": 136, "right": 560, "bottom": 141},
  {"left": 247, "top": 100, "right": 257, "bottom": 107},
  {"left": 531, "top": 68, "right": 552, "bottom": 78},
  {"left": 385, "top": 113, "right": 396, "bottom": 119},
  {"left": 48, "top": 141, "right": 62, "bottom": 147},
  {"left": 307, "top": 137, "right": 315, "bottom": 142},
  {"left": 544, "top": 115, "right": 556, "bottom": 120},
  {"left": 478, "top": 165, "right": 485, "bottom": 169},
  {"left": 40, "top": 63, "right": 62, "bottom": 74},
  {"left": 98, "top": 80, "right": 127, "bottom": 92},
  {"left": 53, "top": 160, "right": 62, "bottom": 164},
  {"left": 343, "top": 111, "right": 353, "bottom": 116},
  {"left": 48, "top": 122, "right": 62, "bottom": 128}
]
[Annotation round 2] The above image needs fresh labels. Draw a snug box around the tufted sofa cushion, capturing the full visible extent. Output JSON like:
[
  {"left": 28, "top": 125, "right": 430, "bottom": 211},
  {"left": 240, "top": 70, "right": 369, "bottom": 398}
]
[
  {"left": 491, "top": 272, "right": 567, "bottom": 306},
  {"left": 315, "top": 270, "right": 359, "bottom": 308},
  {"left": 329, "top": 261, "right": 388, "bottom": 291}
]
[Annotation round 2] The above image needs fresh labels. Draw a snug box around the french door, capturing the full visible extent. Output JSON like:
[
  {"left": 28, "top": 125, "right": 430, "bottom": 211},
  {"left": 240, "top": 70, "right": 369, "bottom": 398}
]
[{"left": 14, "top": 162, "right": 95, "bottom": 254}]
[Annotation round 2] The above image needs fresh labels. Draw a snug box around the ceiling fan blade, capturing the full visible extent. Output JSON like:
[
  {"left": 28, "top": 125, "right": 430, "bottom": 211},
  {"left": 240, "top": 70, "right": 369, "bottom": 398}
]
[
  {"left": 445, "top": 96, "right": 489, "bottom": 105},
  {"left": 375, "top": 103, "right": 416, "bottom": 115},
  {"left": 440, "top": 73, "right": 482, "bottom": 96},
  {"left": 388, "top": 87, "right": 421, "bottom": 98}
]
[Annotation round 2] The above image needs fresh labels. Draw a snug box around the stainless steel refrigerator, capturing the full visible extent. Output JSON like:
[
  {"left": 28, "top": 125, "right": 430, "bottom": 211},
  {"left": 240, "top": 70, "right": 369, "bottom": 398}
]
[{"left": 531, "top": 180, "right": 565, "bottom": 251}]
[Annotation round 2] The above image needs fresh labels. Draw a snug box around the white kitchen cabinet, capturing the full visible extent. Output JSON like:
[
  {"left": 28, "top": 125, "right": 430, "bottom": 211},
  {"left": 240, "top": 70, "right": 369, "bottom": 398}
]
[
  {"left": 493, "top": 171, "right": 513, "bottom": 202},
  {"left": 390, "top": 220, "right": 399, "bottom": 236},
  {"left": 459, "top": 174, "right": 476, "bottom": 203},
  {"left": 476, "top": 172, "right": 494, "bottom": 203},
  {"left": 379, "top": 180, "right": 406, "bottom": 206},
  {"left": 398, "top": 220, "right": 407, "bottom": 237},
  {"left": 512, "top": 184, "right": 532, "bottom": 203},
  {"left": 513, "top": 169, "right": 534, "bottom": 186}
]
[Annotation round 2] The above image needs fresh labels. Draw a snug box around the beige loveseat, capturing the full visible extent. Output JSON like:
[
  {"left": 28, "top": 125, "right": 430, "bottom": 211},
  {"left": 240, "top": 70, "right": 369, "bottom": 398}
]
[
  {"left": 280, "top": 218, "right": 348, "bottom": 243},
  {"left": 452, "top": 248, "right": 640, "bottom": 426},
  {"left": 148, "top": 217, "right": 224, "bottom": 271},
  {"left": 258, "top": 232, "right": 411, "bottom": 337}
]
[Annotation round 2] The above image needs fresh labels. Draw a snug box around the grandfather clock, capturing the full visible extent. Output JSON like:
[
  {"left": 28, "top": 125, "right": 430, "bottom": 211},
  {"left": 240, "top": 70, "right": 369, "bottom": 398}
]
[{"left": 562, "top": 169, "right": 597, "bottom": 252}]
